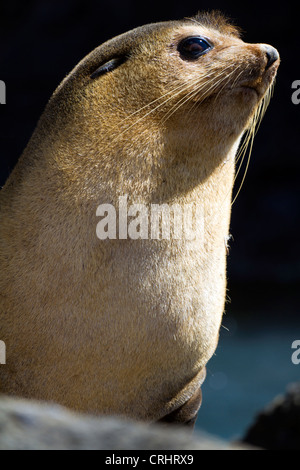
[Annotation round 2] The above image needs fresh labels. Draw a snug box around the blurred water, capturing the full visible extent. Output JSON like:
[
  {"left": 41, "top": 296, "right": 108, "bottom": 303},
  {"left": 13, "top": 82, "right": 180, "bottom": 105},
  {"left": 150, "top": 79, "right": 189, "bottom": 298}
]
[{"left": 196, "top": 314, "right": 300, "bottom": 440}]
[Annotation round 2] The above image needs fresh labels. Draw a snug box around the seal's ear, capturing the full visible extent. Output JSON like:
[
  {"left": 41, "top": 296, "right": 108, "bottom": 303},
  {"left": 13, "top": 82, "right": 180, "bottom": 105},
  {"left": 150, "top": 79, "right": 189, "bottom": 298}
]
[{"left": 90, "top": 57, "right": 126, "bottom": 79}]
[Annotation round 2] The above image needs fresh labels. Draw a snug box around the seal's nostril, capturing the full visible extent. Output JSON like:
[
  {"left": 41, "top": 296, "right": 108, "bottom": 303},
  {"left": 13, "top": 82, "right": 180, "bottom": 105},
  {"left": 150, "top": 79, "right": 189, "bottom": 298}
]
[{"left": 263, "top": 45, "right": 279, "bottom": 69}]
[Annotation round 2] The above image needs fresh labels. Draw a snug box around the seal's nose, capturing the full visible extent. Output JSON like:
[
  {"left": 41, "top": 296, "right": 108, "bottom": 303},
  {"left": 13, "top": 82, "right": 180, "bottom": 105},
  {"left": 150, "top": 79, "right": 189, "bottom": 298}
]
[{"left": 261, "top": 44, "right": 279, "bottom": 69}]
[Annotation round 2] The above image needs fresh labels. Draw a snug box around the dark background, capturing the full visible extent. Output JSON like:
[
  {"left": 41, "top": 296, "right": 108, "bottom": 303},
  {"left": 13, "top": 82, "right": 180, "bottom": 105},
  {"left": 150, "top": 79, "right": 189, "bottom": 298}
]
[{"left": 0, "top": 0, "right": 299, "bottom": 441}]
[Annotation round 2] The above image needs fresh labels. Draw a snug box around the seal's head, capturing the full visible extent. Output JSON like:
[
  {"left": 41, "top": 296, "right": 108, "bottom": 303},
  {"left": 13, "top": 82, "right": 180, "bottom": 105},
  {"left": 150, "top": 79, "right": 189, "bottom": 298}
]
[
  {"left": 34, "top": 10, "right": 279, "bottom": 200},
  {"left": 0, "top": 12, "right": 279, "bottom": 423}
]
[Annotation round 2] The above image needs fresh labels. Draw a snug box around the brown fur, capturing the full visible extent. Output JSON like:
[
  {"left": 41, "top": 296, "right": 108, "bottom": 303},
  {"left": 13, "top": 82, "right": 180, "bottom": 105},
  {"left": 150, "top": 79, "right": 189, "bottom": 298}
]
[
  {"left": 190, "top": 10, "right": 242, "bottom": 37},
  {"left": 0, "top": 13, "right": 279, "bottom": 421}
]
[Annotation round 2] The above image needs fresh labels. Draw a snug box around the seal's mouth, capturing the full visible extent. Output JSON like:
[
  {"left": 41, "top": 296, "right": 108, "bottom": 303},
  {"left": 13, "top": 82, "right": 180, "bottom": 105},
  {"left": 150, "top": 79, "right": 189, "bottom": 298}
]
[
  {"left": 218, "top": 83, "right": 262, "bottom": 102},
  {"left": 235, "top": 63, "right": 279, "bottom": 100},
  {"left": 229, "top": 75, "right": 275, "bottom": 101},
  {"left": 195, "top": 84, "right": 261, "bottom": 105},
  {"left": 185, "top": 61, "right": 278, "bottom": 109}
]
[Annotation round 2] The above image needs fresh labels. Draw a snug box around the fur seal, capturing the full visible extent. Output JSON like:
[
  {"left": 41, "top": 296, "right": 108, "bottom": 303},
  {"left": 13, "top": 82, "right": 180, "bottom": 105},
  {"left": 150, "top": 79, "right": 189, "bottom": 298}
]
[{"left": 0, "top": 12, "right": 279, "bottom": 424}]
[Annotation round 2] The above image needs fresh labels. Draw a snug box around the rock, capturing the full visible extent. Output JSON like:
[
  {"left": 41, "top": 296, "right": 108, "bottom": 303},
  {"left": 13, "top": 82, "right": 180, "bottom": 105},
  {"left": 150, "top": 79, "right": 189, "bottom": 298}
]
[
  {"left": 0, "top": 395, "right": 251, "bottom": 450},
  {"left": 243, "top": 383, "right": 300, "bottom": 450}
]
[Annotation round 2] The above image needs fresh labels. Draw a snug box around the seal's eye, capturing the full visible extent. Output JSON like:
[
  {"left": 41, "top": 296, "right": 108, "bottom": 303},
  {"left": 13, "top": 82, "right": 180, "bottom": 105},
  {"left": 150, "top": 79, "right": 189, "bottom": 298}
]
[{"left": 177, "top": 37, "right": 212, "bottom": 60}]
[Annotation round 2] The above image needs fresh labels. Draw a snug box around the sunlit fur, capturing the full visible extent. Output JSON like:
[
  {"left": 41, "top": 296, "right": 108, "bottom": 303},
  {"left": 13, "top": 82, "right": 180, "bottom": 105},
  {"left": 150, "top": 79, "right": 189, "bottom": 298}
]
[{"left": 0, "top": 13, "right": 279, "bottom": 421}]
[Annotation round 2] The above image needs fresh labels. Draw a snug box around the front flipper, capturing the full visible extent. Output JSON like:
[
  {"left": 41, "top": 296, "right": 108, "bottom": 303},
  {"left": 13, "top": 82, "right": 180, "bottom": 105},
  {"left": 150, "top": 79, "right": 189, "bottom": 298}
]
[{"left": 157, "top": 368, "right": 206, "bottom": 429}]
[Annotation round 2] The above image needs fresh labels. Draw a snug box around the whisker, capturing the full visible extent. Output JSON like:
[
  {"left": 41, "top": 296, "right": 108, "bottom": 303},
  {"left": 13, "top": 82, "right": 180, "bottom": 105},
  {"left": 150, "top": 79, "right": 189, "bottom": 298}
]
[
  {"left": 187, "top": 65, "right": 242, "bottom": 120},
  {"left": 230, "top": 68, "right": 245, "bottom": 89},
  {"left": 121, "top": 62, "right": 240, "bottom": 134},
  {"left": 161, "top": 88, "right": 200, "bottom": 124},
  {"left": 159, "top": 69, "right": 231, "bottom": 125},
  {"left": 161, "top": 79, "right": 210, "bottom": 124},
  {"left": 102, "top": 58, "right": 275, "bottom": 210},
  {"left": 121, "top": 79, "right": 196, "bottom": 123},
  {"left": 205, "top": 84, "right": 273, "bottom": 227},
  {"left": 118, "top": 81, "right": 195, "bottom": 134},
  {"left": 231, "top": 101, "right": 263, "bottom": 205},
  {"left": 212, "top": 67, "right": 242, "bottom": 103}
]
